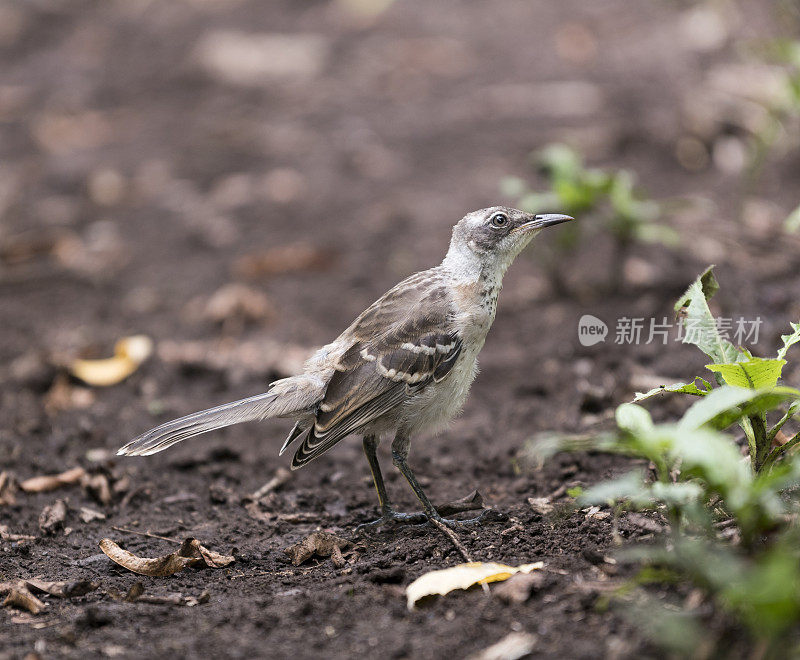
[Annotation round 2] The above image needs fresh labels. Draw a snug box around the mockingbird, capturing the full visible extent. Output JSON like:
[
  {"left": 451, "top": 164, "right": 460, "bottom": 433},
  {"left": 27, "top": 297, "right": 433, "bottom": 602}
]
[{"left": 118, "top": 207, "right": 572, "bottom": 529}]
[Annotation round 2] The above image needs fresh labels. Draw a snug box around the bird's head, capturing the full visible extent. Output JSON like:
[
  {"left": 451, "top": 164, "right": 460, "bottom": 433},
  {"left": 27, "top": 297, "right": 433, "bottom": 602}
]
[{"left": 444, "top": 206, "right": 573, "bottom": 278}]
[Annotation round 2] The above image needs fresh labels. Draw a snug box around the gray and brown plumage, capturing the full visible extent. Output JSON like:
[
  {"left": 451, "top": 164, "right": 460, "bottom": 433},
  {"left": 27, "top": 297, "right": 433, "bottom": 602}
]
[{"left": 118, "top": 207, "right": 573, "bottom": 528}]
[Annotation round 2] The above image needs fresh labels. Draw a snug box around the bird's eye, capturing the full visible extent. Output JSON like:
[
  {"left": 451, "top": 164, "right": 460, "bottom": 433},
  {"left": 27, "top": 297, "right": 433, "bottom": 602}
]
[{"left": 490, "top": 213, "right": 508, "bottom": 228}]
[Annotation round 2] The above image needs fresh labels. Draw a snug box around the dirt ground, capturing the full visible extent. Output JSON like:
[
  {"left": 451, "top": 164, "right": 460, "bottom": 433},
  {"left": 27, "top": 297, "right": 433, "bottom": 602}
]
[{"left": 2, "top": 1, "right": 800, "bottom": 658}]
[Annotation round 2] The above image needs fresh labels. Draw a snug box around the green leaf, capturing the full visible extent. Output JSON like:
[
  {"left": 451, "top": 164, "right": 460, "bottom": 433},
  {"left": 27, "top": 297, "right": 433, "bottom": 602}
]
[
  {"left": 674, "top": 266, "right": 744, "bottom": 365},
  {"left": 670, "top": 427, "right": 752, "bottom": 496},
  {"left": 633, "top": 378, "right": 711, "bottom": 402},
  {"left": 616, "top": 403, "right": 654, "bottom": 435},
  {"left": 579, "top": 471, "right": 648, "bottom": 506},
  {"left": 777, "top": 322, "right": 800, "bottom": 361},
  {"left": 579, "top": 472, "right": 703, "bottom": 509},
  {"left": 678, "top": 386, "right": 800, "bottom": 432},
  {"left": 566, "top": 486, "right": 584, "bottom": 499},
  {"left": 705, "top": 358, "right": 787, "bottom": 389},
  {"left": 536, "top": 143, "right": 582, "bottom": 179}
]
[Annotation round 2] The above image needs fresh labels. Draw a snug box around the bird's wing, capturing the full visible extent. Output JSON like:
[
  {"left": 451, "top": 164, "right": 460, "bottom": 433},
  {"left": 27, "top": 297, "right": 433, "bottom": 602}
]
[{"left": 290, "top": 271, "right": 462, "bottom": 469}]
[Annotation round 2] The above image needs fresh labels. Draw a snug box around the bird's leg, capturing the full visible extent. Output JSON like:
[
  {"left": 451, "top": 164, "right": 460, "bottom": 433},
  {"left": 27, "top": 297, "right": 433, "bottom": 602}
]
[
  {"left": 355, "top": 435, "right": 427, "bottom": 533},
  {"left": 391, "top": 432, "right": 487, "bottom": 529}
]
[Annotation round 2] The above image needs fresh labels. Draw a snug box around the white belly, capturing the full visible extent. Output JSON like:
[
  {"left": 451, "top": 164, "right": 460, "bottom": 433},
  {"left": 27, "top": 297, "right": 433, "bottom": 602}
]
[{"left": 396, "top": 340, "right": 483, "bottom": 436}]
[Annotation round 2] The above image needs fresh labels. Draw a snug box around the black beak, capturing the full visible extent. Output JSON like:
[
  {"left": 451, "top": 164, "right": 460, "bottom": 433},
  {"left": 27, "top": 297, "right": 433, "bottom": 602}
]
[{"left": 516, "top": 213, "right": 574, "bottom": 232}]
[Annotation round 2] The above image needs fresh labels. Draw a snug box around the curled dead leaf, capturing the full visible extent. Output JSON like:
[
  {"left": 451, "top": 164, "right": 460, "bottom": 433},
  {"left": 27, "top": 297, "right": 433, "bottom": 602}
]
[
  {"left": 1, "top": 584, "right": 46, "bottom": 614},
  {"left": 99, "top": 538, "right": 234, "bottom": 577},
  {"left": 82, "top": 473, "right": 113, "bottom": 506},
  {"left": 20, "top": 466, "right": 86, "bottom": 493},
  {"left": 70, "top": 335, "right": 153, "bottom": 387},
  {"left": 406, "top": 561, "right": 544, "bottom": 609},
  {"left": 38, "top": 499, "right": 67, "bottom": 534},
  {"left": 284, "top": 532, "right": 351, "bottom": 566}
]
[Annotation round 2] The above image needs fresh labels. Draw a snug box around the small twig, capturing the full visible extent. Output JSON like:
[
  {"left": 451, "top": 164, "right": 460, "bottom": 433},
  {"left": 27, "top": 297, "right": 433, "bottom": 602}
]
[
  {"left": 429, "top": 518, "right": 473, "bottom": 563},
  {"left": 249, "top": 468, "right": 292, "bottom": 501},
  {"left": 111, "top": 526, "right": 182, "bottom": 545}
]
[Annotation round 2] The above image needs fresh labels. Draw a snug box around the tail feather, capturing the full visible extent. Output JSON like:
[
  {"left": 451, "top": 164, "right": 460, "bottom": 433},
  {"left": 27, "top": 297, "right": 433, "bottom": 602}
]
[{"left": 117, "top": 391, "right": 280, "bottom": 457}]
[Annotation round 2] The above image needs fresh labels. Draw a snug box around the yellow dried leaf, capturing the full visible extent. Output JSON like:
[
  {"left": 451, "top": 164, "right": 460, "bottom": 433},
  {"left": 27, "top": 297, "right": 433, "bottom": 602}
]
[
  {"left": 71, "top": 335, "right": 153, "bottom": 387},
  {"left": 406, "top": 561, "right": 544, "bottom": 610}
]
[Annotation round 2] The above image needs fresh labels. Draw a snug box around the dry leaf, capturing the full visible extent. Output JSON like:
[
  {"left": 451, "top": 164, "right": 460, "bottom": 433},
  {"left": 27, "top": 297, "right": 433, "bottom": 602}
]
[
  {"left": 82, "top": 473, "right": 113, "bottom": 506},
  {"left": 79, "top": 507, "right": 106, "bottom": 523},
  {"left": 44, "top": 373, "right": 95, "bottom": 413},
  {"left": 284, "top": 532, "right": 351, "bottom": 566},
  {"left": 200, "top": 283, "right": 275, "bottom": 324},
  {"left": 492, "top": 572, "right": 545, "bottom": 604},
  {"left": 38, "top": 499, "right": 67, "bottom": 534},
  {"left": 1, "top": 585, "right": 46, "bottom": 614},
  {"left": 330, "top": 545, "right": 346, "bottom": 569},
  {"left": 0, "top": 470, "right": 18, "bottom": 506},
  {"left": 406, "top": 561, "right": 544, "bottom": 609},
  {"left": 20, "top": 467, "right": 86, "bottom": 493},
  {"left": 70, "top": 335, "right": 153, "bottom": 386},
  {"left": 467, "top": 632, "right": 537, "bottom": 660},
  {"left": 99, "top": 538, "right": 234, "bottom": 577},
  {"left": 25, "top": 579, "right": 98, "bottom": 598},
  {"left": 527, "top": 497, "right": 553, "bottom": 515}
]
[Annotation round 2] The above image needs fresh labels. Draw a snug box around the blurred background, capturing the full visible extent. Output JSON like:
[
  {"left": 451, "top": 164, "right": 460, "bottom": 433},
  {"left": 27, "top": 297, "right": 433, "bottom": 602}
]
[
  {"left": 2, "top": 0, "right": 798, "bottom": 362},
  {"left": 1, "top": 1, "right": 800, "bottom": 656}
]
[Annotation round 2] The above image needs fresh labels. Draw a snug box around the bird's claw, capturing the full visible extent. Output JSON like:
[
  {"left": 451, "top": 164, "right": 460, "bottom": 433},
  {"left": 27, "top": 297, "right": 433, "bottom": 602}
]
[
  {"left": 355, "top": 507, "right": 489, "bottom": 535},
  {"left": 355, "top": 509, "right": 428, "bottom": 534},
  {"left": 429, "top": 508, "right": 489, "bottom": 529}
]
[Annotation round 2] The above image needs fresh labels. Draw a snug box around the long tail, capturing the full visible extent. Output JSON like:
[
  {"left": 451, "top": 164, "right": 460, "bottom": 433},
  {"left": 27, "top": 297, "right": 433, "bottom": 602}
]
[{"left": 117, "top": 392, "right": 282, "bottom": 457}]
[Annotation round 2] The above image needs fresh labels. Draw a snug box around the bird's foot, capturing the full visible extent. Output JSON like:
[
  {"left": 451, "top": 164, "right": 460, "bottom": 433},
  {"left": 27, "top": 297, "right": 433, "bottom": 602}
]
[
  {"left": 427, "top": 509, "right": 490, "bottom": 530},
  {"left": 355, "top": 508, "right": 428, "bottom": 534},
  {"left": 355, "top": 507, "right": 491, "bottom": 534}
]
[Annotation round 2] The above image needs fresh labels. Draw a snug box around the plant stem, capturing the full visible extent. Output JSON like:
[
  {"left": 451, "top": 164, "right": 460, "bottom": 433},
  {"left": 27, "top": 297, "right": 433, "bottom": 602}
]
[
  {"left": 750, "top": 415, "right": 770, "bottom": 473},
  {"left": 762, "top": 431, "right": 800, "bottom": 471},
  {"left": 767, "top": 403, "right": 799, "bottom": 443}
]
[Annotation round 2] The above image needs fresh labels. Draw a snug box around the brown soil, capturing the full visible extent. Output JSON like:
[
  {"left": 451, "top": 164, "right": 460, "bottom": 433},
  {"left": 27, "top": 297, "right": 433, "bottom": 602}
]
[{"left": 2, "top": 1, "right": 799, "bottom": 658}]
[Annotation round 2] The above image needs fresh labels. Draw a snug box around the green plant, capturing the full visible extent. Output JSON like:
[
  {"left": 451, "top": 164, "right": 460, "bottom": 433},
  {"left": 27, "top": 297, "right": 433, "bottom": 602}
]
[
  {"left": 524, "top": 267, "right": 800, "bottom": 654},
  {"left": 501, "top": 144, "right": 678, "bottom": 293},
  {"left": 635, "top": 265, "right": 800, "bottom": 472},
  {"left": 748, "top": 39, "right": 800, "bottom": 185}
]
